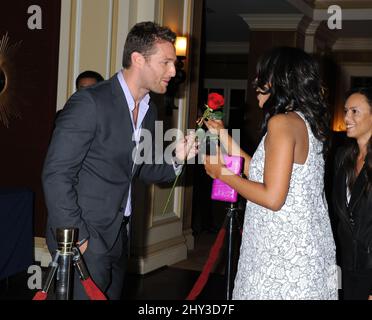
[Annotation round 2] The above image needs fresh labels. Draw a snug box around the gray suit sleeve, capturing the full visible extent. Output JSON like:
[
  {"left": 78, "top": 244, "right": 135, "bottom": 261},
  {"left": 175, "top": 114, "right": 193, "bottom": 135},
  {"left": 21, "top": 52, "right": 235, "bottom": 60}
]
[
  {"left": 137, "top": 104, "right": 176, "bottom": 184},
  {"left": 138, "top": 162, "right": 176, "bottom": 184},
  {"left": 42, "top": 91, "right": 96, "bottom": 242}
]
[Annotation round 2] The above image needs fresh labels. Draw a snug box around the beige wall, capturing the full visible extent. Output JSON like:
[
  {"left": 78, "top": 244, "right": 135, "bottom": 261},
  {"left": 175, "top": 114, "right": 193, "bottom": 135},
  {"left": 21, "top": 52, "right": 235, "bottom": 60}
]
[
  {"left": 79, "top": 0, "right": 112, "bottom": 78},
  {"left": 57, "top": 0, "right": 166, "bottom": 108},
  {"left": 163, "top": 0, "right": 184, "bottom": 34}
]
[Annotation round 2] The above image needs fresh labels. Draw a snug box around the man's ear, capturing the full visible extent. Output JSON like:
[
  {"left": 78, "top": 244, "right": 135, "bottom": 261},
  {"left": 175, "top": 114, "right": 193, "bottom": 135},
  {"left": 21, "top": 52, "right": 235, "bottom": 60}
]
[{"left": 131, "top": 52, "right": 145, "bottom": 68}]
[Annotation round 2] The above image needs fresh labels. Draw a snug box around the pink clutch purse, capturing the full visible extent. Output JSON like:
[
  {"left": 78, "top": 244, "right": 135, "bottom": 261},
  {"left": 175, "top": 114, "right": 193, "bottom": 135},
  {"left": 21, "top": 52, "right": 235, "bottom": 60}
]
[{"left": 211, "top": 155, "right": 244, "bottom": 203}]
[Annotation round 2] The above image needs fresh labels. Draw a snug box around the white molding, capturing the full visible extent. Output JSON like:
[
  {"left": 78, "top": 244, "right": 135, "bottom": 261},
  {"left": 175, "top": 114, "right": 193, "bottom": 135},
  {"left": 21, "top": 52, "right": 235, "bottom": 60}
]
[
  {"left": 297, "top": 16, "right": 321, "bottom": 53},
  {"left": 316, "top": 22, "right": 338, "bottom": 48},
  {"left": 287, "top": 0, "right": 315, "bottom": 19},
  {"left": 105, "top": 0, "right": 113, "bottom": 79},
  {"left": 314, "top": 8, "right": 372, "bottom": 21},
  {"left": 333, "top": 38, "right": 372, "bottom": 51},
  {"left": 56, "top": 0, "right": 72, "bottom": 111},
  {"left": 183, "top": 0, "right": 189, "bottom": 34},
  {"left": 287, "top": 0, "right": 372, "bottom": 21},
  {"left": 147, "top": 220, "right": 183, "bottom": 244},
  {"left": 137, "top": 0, "right": 156, "bottom": 22},
  {"left": 297, "top": 15, "right": 320, "bottom": 35},
  {"left": 128, "top": 240, "right": 187, "bottom": 274},
  {"left": 297, "top": 16, "right": 338, "bottom": 52},
  {"left": 206, "top": 41, "right": 250, "bottom": 54},
  {"left": 240, "top": 14, "right": 303, "bottom": 30},
  {"left": 171, "top": 0, "right": 191, "bottom": 217},
  {"left": 73, "top": 0, "right": 82, "bottom": 92},
  {"left": 114, "top": 0, "right": 131, "bottom": 72},
  {"left": 341, "top": 63, "right": 372, "bottom": 79},
  {"left": 174, "top": 99, "right": 183, "bottom": 217},
  {"left": 156, "top": 0, "right": 164, "bottom": 24}
]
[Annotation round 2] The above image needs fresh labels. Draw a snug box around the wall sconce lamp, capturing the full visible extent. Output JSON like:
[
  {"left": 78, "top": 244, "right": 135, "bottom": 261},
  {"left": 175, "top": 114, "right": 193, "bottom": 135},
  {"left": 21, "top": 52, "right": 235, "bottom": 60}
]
[
  {"left": 175, "top": 36, "right": 187, "bottom": 57},
  {"left": 165, "top": 36, "right": 188, "bottom": 115}
]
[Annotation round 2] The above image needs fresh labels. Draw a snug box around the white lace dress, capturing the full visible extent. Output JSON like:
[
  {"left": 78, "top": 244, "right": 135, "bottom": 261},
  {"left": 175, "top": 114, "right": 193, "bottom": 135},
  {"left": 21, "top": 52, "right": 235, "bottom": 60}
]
[{"left": 232, "top": 112, "right": 338, "bottom": 300}]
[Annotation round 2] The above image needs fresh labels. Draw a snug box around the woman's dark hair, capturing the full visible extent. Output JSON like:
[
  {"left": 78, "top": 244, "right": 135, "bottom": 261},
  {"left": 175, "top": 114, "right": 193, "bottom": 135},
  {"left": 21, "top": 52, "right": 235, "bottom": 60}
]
[
  {"left": 341, "top": 87, "right": 372, "bottom": 193},
  {"left": 253, "top": 46, "right": 331, "bottom": 158},
  {"left": 122, "top": 21, "right": 176, "bottom": 69}
]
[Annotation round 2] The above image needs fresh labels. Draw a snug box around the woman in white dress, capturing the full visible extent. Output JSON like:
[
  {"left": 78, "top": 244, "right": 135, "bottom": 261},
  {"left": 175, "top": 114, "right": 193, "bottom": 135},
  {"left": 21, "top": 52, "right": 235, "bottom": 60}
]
[{"left": 203, "top": 47, "right": 338, "bottom": 300}]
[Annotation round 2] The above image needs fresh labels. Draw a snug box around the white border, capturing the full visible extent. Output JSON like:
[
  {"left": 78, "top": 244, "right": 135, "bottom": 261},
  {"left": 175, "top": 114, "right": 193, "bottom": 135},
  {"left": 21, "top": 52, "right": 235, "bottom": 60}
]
[
  {"left": 73, "top": 0, "right": 82, "bottom": 92},
  {"left": 105, "top": 0, "right": 114, "bottom": 79},
  {"left": 56, "top": 0, "right": 72, "bottom": 110}
]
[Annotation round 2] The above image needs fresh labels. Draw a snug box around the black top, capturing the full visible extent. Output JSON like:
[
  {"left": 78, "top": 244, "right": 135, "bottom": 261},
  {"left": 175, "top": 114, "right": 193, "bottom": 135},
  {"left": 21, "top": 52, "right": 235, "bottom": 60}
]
[{"left": 333, "top": 146, "right": 372, "bottom": 272}]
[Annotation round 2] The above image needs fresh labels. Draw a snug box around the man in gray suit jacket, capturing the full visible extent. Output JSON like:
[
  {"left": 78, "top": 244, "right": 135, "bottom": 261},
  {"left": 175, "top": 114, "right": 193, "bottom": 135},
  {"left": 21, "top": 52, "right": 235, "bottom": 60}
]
[{"left": 42, "top": 21, "right": 196, "bottom": 300}]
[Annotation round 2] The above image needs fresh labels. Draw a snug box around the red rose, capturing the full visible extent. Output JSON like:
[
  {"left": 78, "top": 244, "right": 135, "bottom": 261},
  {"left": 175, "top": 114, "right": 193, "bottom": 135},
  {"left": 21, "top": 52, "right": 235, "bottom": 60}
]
[{"left": 207, "top": 93, "right": 224, "bottom": 110}]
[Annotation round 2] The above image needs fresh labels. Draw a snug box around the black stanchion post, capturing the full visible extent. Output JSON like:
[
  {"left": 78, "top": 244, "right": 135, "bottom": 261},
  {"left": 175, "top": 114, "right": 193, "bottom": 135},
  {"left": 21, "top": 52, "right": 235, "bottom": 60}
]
[
  {"left": 34, "top": 227, "right": 106, "bottom": 300},
  {"left": 225, "top": 203, "right": 240, "bottom": 300},
  {"left": 72, "top": 247, "right": 90, "bottom": 281},
  {"left": 55, "top": 228, "right": 76, "bottom": 300},
  {"left": 41, "top": 251, "right": 60, "bottom": 295}
]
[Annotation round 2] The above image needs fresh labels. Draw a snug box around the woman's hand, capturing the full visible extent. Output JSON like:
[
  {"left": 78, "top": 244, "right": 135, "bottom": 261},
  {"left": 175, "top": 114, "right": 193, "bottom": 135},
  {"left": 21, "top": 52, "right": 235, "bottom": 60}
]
[
  {"left": 204, "top": 155, "right": 223, "bottom": 179},
  {"left": 204, "top": 119, "right": 225, "bottom": 136},
  {"left": 203, "top": 148, "right": 228, "bottom": 179},
  {"left": 175, "top": 132, "right": 198, "bottom": 161}
]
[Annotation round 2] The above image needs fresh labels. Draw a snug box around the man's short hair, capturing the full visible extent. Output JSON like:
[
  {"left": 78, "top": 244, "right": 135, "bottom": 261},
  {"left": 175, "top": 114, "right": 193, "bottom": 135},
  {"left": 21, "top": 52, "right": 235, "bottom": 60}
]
[
  {"left": 75, "top": 70, "right": 104, "bottom": 89},
  {"left": 122, "top": 21, "right": 176, "bottom": 69}
]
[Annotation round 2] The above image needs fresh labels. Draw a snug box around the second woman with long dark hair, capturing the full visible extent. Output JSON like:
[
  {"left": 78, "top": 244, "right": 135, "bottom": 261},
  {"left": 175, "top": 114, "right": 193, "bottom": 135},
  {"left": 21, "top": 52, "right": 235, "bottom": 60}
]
[{"left": 333, "top": 87, "right": 372, "bottom": 300}]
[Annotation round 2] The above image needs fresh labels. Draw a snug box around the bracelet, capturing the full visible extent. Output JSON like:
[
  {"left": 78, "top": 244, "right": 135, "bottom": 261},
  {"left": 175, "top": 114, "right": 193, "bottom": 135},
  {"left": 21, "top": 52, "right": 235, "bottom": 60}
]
[
  {"left": 77, "top": 238, "right": 88, "bottom": 247},
  {"left": 172, "top": 149, "right": 183, "bottom": 166}
]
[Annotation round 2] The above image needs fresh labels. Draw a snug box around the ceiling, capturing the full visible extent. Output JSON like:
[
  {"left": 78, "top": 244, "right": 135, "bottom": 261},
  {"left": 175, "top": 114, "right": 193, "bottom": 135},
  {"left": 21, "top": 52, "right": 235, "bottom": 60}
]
[{"left": 205, "top": 0, "right": 372, "bottom": 43}]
